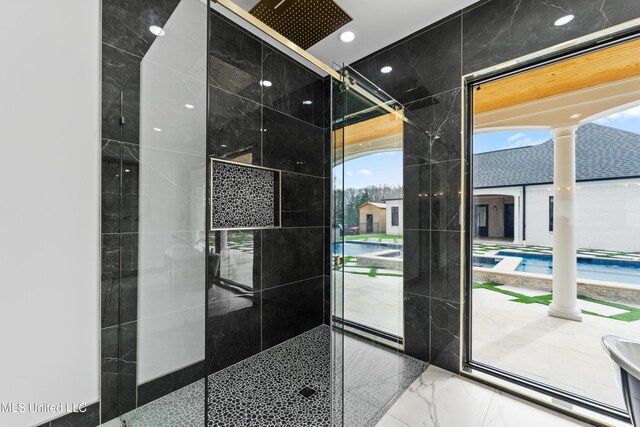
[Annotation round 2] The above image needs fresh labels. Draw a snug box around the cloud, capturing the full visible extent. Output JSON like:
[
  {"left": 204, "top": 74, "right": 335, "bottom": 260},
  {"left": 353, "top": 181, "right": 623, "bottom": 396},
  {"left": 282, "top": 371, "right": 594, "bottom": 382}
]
[
  {"left": 601, "top": 105, "right": 640, "bottom": 121},
  {"left": 345, "top": 171, "right": 354, "bottom": 176},
  {"left": 359, "top": 169, "right": 373, "bottom": 176},
  {"left": 507, "top": 132, "right": 526, "bottom": 142},
  {"left": 508, "top": 137, "right": 546, "bottom": 149}
]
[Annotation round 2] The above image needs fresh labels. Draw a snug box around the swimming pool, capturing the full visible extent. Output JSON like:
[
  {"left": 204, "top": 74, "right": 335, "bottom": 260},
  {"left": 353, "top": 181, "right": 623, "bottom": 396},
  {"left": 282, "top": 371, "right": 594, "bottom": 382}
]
[
  {"left": 473, "top": 256, "right": 501, "bottom": 268},
  {"left": 496, "top": 251, "right": 640, "bottom": 285},
  {"left": 333, "top": 241, "right": 403, "bottom": 257}
]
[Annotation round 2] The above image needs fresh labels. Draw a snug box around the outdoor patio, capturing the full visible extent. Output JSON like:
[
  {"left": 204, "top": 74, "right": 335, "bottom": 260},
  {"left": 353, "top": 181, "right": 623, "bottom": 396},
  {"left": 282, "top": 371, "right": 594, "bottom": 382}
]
[{"left": 473, "top": 284, "right": 640, "bottom": 409}]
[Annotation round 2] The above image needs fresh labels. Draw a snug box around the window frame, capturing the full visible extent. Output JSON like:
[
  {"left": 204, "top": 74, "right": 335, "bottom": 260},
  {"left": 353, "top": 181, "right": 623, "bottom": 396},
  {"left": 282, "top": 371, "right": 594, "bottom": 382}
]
[{"left": 461, "top": 29, "right": 640, "bottom": 426}]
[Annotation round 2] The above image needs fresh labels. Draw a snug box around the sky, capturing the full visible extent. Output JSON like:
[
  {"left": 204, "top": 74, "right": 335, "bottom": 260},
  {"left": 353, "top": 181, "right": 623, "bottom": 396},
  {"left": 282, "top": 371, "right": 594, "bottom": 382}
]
[
  {"left": 473, "top": 104, "right": 640, "bottom": 154},
  {"left": 343, "top": 151, "right": 402, "bottom": 188},
  {"left": 342, "top": 105, "right": 640, "bottom": 188}
]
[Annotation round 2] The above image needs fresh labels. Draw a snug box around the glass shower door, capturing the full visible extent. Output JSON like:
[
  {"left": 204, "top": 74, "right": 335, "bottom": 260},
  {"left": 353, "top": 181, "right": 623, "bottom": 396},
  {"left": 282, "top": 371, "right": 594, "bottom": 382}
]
[{"left": 331, "top": 66, "right": 425, "bottom": 426}]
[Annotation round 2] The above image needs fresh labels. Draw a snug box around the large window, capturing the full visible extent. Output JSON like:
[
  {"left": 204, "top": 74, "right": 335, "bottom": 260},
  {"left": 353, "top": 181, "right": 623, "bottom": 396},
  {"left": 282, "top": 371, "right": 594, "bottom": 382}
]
[{"left": 466, "top": 36, "right": 640, "bottom": 422}]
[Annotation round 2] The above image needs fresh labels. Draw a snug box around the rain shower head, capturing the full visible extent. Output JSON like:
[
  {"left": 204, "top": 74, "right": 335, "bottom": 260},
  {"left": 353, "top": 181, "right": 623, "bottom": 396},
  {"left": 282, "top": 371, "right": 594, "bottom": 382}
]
[{"left": 250, "top": 0, "right": 352, "bottom": 50}]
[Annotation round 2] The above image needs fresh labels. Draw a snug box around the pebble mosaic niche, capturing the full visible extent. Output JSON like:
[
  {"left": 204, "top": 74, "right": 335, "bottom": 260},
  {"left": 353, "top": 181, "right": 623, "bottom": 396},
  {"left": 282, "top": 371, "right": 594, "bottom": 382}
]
[{"left": 210, "top": 159, "right": 281, "bottom": 230}]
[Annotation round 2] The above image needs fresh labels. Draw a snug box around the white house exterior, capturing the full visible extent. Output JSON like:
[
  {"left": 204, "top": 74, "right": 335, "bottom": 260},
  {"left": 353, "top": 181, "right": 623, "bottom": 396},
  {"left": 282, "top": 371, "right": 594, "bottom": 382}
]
[
  {"left": 384, "top": 198, "right": 403, "bottom": 236},
  {"left": 473, "top": 123, "right": 640, "bottom": 252}
]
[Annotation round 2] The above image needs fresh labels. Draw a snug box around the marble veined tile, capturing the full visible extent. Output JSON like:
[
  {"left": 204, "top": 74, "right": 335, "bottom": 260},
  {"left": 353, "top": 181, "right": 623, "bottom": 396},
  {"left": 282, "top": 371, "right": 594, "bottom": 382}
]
[
  {"left": 386, "top": 365, "right": 495, "bottom": 427},
  {"left": 482, "top": 391, "right": 587, "bottom": 427}
]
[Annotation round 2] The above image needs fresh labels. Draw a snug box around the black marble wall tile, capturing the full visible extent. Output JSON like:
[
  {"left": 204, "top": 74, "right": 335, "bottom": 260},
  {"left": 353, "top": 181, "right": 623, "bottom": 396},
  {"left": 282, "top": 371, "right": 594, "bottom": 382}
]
[
  {"left": 430, "top": 298, "right": 460, "bottom": 373},
  {"left": 262, "top": 47, "right": 324, "bottom": 127},
  {"left": 351, "top": 15, "right": 462, "bottom": 105},
  {"left": 430, "top": 231, "right": 461, "bottom": 303},
  {"left": 260, "top": 227, "right": 325, "bottom": 289},
  {"left": 262, "top": 107, "right": 325, "bottom": 177},
  {"left": 403, "top": 165, "right": 430, "bottom": 231},
  {"left": 102, "top": 44, "right": 140, "bottom": 143},
  {"left": 101, "top": 325, "right": 120, "bottom": 422},
  {"left": 206, "top": 295, "right": 261, "bottom": 374},
  {"left": 101, "top": 234, "right": 120, "bottom": 276},
  {"left": 120, "top": 275, "right": 138, "bottom": 324},
  {"left": 208, "top": 85, "right": 262, "bottom": 163},
  {"left": 403, "top": 230, "right": 430, "bottom": 298},
  {"left": 405, "top": 89, "right": 461, "bottom": 165},
  {"left": 119, "top": 321, "right": 137, "bottom": 414},
  {"left": 209, "top": 12, "right": 262, "bottom": 103},
  {"left": 102, "top": 140, "right": 121, "bottom": 234},
  {"left": 430, "top": 160, "right": 461, "bottom": 231},
  {"left": 281, "top": 172, "right": 324, "bottom": 227},
  {"left": 403, "top": 292, "right": 430, "bottom": 362},
  {"left": 102, "top": 0, "right": 179, "bottom": 58},
  {"left": 49, "top": 402, "right": 99, "bottom": 427},
  {"left": 262, "top": 277, "right": 324, "bottom": 350},
  {"left": 102, "top": 274, "right": 120, "bottom": 329},
  {"left": 121, "top": 143, "right": 140, "bottom": 233},
  {"left": 462, "top": 0, "right": 640, "bottom": 74},
  {"left": 120, "top": 233, "right": 139, "bottom": 275}
]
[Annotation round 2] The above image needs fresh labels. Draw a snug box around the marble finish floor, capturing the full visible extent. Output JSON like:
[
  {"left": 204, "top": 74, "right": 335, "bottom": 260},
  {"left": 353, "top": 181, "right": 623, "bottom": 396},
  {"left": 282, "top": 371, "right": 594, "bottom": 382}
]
[
  {"left": 375, "top": 365, "right": 593, "bottom": 427},
  {"left": 115, "top": 325, "right": 424, "bottom": 427}
]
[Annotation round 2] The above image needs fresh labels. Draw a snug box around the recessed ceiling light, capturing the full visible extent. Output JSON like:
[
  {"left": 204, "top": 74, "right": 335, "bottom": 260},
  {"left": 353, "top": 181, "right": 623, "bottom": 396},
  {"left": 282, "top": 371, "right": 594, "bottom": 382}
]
[
  {"left": 124, "top": 169, "right": 130, "bottom": 173},
  {"left": 153, "top": 127, "right": 162, "bottom": 132},
  {"left": 260, "top": 80, "right": 272, "bottom": 87},
  {"left": 185, "top": 104, "right": 194, "bottom": 109},
  {"left": 570, "top": 113, "right": 581, "bottom": 119},
  {"left": 149, "top": 26, "right": 165, "bottom": 36},
  {"left": 554, "top": 14, "right": 574, "bottom": 26},
  {"left": 339, "top": 31, "right": 355, "bottom": 43},
  {"left": 302, "top": 100, "right": 313, "bottom": 105},
  {"left": 380, "top": 66, "right": 393, "bottom": 73}
]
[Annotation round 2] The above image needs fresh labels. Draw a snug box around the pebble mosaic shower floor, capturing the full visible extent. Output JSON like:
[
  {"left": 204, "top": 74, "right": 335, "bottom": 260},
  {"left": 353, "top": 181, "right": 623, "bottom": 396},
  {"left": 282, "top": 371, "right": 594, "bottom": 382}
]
[{"left": 120, "top": 325, "right": 424, "bottom": 427}]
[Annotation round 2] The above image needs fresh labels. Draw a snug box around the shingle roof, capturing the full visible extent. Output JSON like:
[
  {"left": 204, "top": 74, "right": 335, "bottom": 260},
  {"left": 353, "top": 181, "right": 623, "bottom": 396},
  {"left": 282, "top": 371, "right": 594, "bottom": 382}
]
[{"left": 473, "top": 123, "right": 640, "bottom": 188}]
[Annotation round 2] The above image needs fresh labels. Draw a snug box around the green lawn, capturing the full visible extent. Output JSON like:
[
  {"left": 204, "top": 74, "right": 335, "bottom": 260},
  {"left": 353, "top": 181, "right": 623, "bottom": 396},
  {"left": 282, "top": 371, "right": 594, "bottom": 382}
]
[{"left": 473, "top": 282, "right": 640, "bottom": 322}]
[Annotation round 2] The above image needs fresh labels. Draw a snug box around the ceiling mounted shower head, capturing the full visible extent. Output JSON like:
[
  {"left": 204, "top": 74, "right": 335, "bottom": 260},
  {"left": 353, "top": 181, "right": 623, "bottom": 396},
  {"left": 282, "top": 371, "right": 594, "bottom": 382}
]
[{"left": 250, "top": 0, "right": 353, "bottom": 50}]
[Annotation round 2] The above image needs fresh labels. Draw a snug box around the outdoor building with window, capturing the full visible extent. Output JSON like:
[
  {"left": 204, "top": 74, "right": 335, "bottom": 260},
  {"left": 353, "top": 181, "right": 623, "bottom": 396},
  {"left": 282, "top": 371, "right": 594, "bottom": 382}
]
[
  {"left": 384, "top": 198, "right": 403, "bottom": 235},
  {"left": 473, "top": 123, "right": 640, "bottom": 251}
]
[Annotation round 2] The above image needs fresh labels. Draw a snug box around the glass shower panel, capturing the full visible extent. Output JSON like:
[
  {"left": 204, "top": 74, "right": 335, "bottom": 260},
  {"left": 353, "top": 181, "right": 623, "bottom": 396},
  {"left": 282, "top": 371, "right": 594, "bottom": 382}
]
[
  {"left": 118, "top": 0, "right": 208, "bottom": 424},
  {"left": 332, "top": 66, "right": 426, "bottom": 426}
]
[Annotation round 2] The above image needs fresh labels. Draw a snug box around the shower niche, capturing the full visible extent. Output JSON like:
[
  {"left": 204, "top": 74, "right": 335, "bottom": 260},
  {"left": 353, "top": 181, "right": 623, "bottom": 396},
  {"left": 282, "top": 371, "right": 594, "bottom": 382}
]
[{"left": 210, "top": 159, "right": 281, "bottom": 230}]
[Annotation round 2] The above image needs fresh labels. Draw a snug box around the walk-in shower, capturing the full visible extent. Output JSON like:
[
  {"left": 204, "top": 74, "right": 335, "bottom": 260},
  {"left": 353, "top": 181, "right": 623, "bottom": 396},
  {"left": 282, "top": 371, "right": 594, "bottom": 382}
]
[{"left": 100, "top": 0, "right": 426, "bottom": 425}]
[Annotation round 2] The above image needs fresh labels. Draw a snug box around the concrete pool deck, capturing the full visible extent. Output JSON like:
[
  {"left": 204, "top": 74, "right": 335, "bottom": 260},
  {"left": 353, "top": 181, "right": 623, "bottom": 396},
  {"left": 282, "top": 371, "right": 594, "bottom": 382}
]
[
  {"left": 473, "top": 285, "right": 640, "bottom": 409},
  {"left": 337, "top": 261, "right": 639, "bottom": 410}
]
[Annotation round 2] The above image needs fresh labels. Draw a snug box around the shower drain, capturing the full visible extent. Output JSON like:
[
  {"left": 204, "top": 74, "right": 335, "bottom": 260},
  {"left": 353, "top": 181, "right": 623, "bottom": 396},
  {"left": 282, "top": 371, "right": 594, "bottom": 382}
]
[{"left": 298, "top": 386, "right": 317, "bottom": 398}]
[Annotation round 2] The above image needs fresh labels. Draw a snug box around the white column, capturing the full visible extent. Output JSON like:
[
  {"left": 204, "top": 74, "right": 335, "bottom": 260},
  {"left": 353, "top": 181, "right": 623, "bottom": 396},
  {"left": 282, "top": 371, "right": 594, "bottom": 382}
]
[
  {"left": 513, "top": 194, "right": 521, "bottom": 244},
  {"left": 548, "top": 126, "right": 582, "bottom": 321}
]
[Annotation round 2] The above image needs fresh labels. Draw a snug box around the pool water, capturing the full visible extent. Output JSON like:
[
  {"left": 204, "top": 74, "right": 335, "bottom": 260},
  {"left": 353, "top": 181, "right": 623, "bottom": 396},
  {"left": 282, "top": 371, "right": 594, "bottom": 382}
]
[
  {"left": 473, "top": 256, "right": 501, "bottom": 268},
  {"left": 496, "top": 251, "right": 640, "bottom": 285},
  {"left": 333, "top": 241, "right": 402, "bottom": 257}
]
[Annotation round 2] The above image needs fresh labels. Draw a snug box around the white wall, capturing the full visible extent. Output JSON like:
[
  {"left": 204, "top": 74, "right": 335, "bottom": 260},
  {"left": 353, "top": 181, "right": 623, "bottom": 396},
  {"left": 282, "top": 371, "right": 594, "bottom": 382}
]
[
  {"left": 525, "top": 179, "right": 640, "bottom": 251},
  {"left": 0, "top": 0, "right": 100, "bottom": 425},
  {"left": 137, "top": 0, "right": 207, "bottom": 384},
  {"left": 385, "top": 199, "right": 403, "bottom": 235}
]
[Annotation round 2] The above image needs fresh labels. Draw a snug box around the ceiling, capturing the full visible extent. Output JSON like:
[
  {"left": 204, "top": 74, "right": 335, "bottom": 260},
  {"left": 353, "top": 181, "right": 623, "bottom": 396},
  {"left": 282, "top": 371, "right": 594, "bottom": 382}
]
[
  {"left": 233, "top": 0, "right": 478, "bottom": 67},
  {"left": 473, "top": 38, "right": 640, "bottom": 130},
  {"left": 474, "top": 38, "right": 640, "bottom": 114}
]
